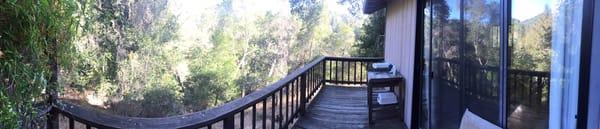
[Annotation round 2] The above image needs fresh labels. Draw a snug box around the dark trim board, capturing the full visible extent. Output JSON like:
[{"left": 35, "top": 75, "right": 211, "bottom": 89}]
[
  {"left": 587, "top": 0, "right": 600, "bottom": 128},
  {"left": 578, "top": 0, "right": 595, "bottom": 128},
  {"left": 499, "top": 0, "right": 511, "bottom": 127},
  {"left": 411, "top": 0, "right": 425, "bottom": 128}
]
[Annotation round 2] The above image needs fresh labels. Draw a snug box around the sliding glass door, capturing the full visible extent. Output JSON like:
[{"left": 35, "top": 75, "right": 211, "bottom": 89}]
[
  {"left": 506, "top": 1, "right": 553, "bottom": 128},
  {"left": 428, "top": 0, "right": 463, "bottom": 128},
  {"left": 422, "top": 0, "right": 501, "bottom": 128},
  {"left": 420, "top": 0, "right": 585, "bottom": 128},
  {"left": 509, "top": 0, "right": 584, "bottom": 129}
]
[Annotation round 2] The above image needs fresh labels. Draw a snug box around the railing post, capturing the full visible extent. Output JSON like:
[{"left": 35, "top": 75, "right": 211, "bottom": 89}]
[
  {"left": 322, "top": 60, "right": 326, "bottom": 86},
  {"left": 223, "top": 116, "right": 235, "bottom": 129},
  {"left": 47, "top": 94, "right": 58, "bottom": 129},
  {"left": 299, "top": 73, "right": 307, "bottom": 116}
]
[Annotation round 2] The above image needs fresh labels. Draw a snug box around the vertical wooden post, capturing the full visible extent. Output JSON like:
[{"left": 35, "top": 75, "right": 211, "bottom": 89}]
[
  {"left": 224, "top": 116, "right": 235, "bottom": 129},
  {"left": 240, "top": 109, "right": 245, "bottom": 129},
  {"left": 335, "top": 61, "right": 339, "bottom": 82},
  {"left": 262, "top": 100, "right": 267, "bottom": 129},
  {"left": 354, "top": 61, "right": 357, "bottom": 83},
  {"left": 47, "top": 94, "right": 58, "bottom": 129},
  {"left": 299, "top": 73, "right": 307, "bottom": 116},
  {"left": 252, "top": 105, "right": 256, "bottom": 129},
  {"left": 322, "top": 61, "right": 326, "bottom": 86},
  {"left": 69, "top": 118, "right": 74, "bottom": 129}
]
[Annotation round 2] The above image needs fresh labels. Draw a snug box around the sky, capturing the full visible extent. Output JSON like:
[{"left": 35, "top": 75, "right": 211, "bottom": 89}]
[
  {"left": 166, "top": 0, "right": 356, "bottom": 47},
  {"left": 444, "top": 0, "right": 554, "bottom": 21},
  {"left": 512, "top": 0, "right": 553, "bottom": 21},
  {"left": 169, "top": 0, "right": 352, "bottom": 21}
]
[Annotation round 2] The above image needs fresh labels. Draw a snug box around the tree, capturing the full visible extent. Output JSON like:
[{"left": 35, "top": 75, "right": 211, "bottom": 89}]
[
  {"left": 354, "top": 10, "right": 385, "bottom": 57},
  {"left": 0, "top": 0, "right": 79, "bottom": 128}
]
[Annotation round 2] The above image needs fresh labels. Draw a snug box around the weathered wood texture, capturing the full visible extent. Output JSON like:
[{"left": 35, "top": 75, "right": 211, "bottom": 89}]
[{"left": 293, "top": 85, "right": 405, "bottom": 129}]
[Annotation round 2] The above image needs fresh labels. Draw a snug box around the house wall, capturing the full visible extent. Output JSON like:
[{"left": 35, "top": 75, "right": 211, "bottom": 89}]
[{"left": 384, "top": 0, "right": 417, "bottom": 127}]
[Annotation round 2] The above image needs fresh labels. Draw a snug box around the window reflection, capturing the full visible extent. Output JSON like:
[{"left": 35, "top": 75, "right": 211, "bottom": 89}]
[
  {"left": 509, "top": 0, "right": 584, "bottom": 129},
  {"left": 421, "top": 0, "right": 583, "bottom": 128},
  {"left": 426, "top": 0, "right": 501, "bottom": 128},
  {"left": 429, "top": 0, "right": 462, "bottom": 128}
]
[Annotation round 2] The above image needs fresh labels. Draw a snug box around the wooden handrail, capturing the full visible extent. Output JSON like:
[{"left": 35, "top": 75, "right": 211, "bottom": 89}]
[{"left": 47, "top": 56, "right": 384, "bottom": 129}]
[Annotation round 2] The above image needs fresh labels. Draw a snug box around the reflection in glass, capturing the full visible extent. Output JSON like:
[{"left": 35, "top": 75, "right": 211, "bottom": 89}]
[
  {"left": 425, "top": 0, "right": 501, "bottom": 128},
  {"left": 429, "top": 0, "right": 462, "bottom": 128},
  {"left": 463, "top": 0, "right": 501, "bottom": 124},
  {"left": 508, "top": 1, "right": 551, "bottom": 128},
  {"left": 508, "top": 0, "right": 583, "bottom": 129}
]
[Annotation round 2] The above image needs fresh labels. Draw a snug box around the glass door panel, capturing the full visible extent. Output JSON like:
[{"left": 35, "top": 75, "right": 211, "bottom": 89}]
[
  {"left": 429, "top": 0, "right": 462, "bottom": 128},
  {"left": 508, "top": 0, "right": 584, "bottom": 128},
  {"left": 463, "top": 0, "right": 501, "bottom": 124},
  {"left": 424, "top": 0, "right": 501, "bottom": 128}
]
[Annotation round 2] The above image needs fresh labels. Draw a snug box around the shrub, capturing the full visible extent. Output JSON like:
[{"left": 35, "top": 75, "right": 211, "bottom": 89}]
[{"left": 140, "top": 87, "right": 182, "bottom": 117}]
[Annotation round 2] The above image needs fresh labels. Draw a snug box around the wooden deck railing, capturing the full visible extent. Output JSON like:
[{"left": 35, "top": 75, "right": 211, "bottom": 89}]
[{"left": 46, "top": 56, "right": 384, "bottom": 129}]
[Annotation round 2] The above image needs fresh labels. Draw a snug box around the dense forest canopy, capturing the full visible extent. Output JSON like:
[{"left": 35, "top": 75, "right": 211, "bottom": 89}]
[{"left": 0, "top": 0, "right": 385, "bottom": 127}]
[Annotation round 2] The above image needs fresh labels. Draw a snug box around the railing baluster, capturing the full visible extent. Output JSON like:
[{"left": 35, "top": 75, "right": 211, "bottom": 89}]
[
  {"left": 69, "top": 117, "right": 74, "bottom": 129},
  {"left": 335, "top": 60, "right": 339, "bottom": 82},
  {"left": 354, "top": 61, "right": 357, "bottom": 83},
  {"left": 329, "top": 60, "right": 332, "bottom": 81},
  {"left": 322, "top": 61, "right": 326, "bottom": 85},
  {"left": 279, "top": 90, "right": 283, "bottom": 129},
  {"left": 271, "top": 95, "right": 276, "bottom": 129},
  {"left": 291, "top": 81, "right": 294, "bottom": 119},
  {"left": 47, "top": 104, "right": 58, "bottom": 129},
  {"left": 293, "top": 80, "right": 297, "bottom": 116},
  {"left": 528, "top": 76, "right": 534, "bottom": 106},
  {"left": 347, "top": 61, "right": 350, "bottom": 83},
  {"left": 224, "top": 116, "right": 234, "bottom": 129},
  {"left": 294, "top": 80, "right": 298, "bottom": 117},
  {"left": 240, "top": 109, "right": 245, "bottom": 129},
  {"left": 253, "top": 105, "right": 256, "bottom": 129},
  {"left": 308, "top": 71, "right": 312, "bottom": 98},
  {"left": 314, "top": 68, "right": 317, "bottom": 91},
  {"left": 286, "top": 85, "right": 290, "bottom": 127},
  {"left": 341, "top": 61, "right": 344, "bottom": 83},
  {"left": 296, "top": 79, "right": 300, "bottom": 115},
  {"left": 312, "top": 68, "right": 315, "bottom": 91},
  {"left": 300, "top": 73, "right": 307, "bottom": 116},
  {"left": 263, "top": 99, "right": 267, "bottom": 129},
  {"left": 360, "top": 61, "right": 363, "bottom": 83}
]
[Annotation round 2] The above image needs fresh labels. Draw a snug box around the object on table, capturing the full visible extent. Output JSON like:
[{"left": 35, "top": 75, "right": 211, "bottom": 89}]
[
  {"left": 377, "top": 92, "right": 398, "bottom": 105},
  {"left": 372, "top": 63, "right": 393, "bottom": 72}
]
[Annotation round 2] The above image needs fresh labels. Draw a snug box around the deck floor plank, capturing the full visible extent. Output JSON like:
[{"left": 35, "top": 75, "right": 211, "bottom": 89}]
[{"left": 293, "top": 85, "right": 406, "bottom": 129}]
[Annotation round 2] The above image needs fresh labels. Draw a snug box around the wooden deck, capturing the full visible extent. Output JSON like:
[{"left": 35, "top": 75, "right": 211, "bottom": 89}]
[{"left": 293, "top": 85, "right": 406, "bottom": 129}]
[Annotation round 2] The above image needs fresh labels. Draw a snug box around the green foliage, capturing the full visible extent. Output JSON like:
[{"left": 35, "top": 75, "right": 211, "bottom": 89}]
[
  {"left": 141, "top": 86, "right": 182, "bottom": 117},
  {"left": 354, "top": 10, "right": 385, "bottom": 57},
  {"left": 1, "top": 0, "right": 367, "bottom": 120},
  {"left": 0, "top": 0, "right": 79, "bottom": 128},
  {"left": 510, "top": 7, "right": 552, "bottom": 71},
  {"left": 184, "top": 9, "right": 241, "bottom": 111}
]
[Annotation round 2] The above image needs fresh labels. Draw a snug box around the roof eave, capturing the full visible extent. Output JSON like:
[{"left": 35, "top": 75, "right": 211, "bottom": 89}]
[{"left": 363, "top": 0, "right": 388, "bottom": 14}]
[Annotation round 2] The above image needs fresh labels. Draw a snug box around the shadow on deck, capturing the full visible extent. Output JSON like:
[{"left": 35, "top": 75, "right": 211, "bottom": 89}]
[{"left": 293, "top": 85, "right": 405, "bottom": 129}]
